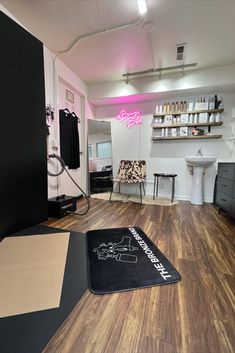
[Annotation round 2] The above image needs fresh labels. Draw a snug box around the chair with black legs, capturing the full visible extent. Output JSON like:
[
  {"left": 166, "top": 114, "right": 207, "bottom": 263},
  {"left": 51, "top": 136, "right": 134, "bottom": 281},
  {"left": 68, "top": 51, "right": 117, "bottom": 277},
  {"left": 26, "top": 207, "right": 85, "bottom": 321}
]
[{"left": 109, "top": 160, "right": 146, "bottom": 204}]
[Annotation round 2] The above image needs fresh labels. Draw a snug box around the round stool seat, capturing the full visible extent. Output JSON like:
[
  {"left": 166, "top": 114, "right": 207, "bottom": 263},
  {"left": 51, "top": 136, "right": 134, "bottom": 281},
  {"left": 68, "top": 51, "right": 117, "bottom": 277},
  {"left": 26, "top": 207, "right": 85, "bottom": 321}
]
[
  {"left": 153, "top": 173, "right": 177, "bottom": 177},
  {"left": 153, "top": 173, "right": 177, "bottom": 203}
]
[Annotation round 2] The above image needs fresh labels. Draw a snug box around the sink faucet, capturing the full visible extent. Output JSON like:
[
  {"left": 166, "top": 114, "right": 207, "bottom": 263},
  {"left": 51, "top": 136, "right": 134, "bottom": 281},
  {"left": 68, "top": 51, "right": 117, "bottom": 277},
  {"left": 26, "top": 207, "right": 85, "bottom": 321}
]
[{"left": 197, "top": 148, "right": 203, "bottom": 156}]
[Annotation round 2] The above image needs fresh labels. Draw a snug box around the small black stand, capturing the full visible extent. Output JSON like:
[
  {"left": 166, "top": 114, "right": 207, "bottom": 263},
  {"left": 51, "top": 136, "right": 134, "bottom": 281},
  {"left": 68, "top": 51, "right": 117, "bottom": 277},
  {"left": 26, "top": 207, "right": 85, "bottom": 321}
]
[
  {"left": 153, "top": 173, "right": 177, "bottom": 203},
  {"left": 48, "top": 195, "right": 77, "bottom": 218}
]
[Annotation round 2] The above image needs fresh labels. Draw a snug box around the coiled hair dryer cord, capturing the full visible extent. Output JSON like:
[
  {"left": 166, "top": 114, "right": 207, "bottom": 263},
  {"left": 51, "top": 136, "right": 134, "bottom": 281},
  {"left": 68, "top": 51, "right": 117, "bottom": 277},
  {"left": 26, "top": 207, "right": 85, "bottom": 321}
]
[{"left": 48, "top": 153, "right": 90, "bottom": 216}]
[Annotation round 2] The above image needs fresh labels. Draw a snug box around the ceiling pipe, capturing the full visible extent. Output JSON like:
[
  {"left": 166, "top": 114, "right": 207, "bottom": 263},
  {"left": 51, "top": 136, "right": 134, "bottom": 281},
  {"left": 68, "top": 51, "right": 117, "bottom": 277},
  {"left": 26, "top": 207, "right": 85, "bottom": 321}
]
[
  {"left": 56, "top": 17, "right": 144, "bottom": 56},
  {"left": 49, "top": 7, "right": 146, "bottom": 187},
  {"left": 52, "top": 16, "right": 145, "bottom": 105},
  {"left": 142, "top": 21, "right": 156, "bottom": 71},
  {"left": 51, "top": 16, "right": 144, "bottom": 138}
]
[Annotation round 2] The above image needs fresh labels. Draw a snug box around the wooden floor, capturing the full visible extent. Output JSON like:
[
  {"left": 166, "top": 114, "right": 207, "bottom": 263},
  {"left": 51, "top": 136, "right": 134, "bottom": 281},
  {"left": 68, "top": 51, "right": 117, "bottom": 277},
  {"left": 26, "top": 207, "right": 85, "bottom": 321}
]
[{"left": 43, "top": 198, "right": 235, "bottom": 353}]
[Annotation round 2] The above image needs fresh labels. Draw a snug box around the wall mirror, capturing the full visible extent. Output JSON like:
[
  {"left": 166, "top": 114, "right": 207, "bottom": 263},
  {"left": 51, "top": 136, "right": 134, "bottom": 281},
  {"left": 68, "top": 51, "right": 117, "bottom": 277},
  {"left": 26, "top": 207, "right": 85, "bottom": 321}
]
[{"left": 87, "top": 119, "right": 113, "bottom": 195}]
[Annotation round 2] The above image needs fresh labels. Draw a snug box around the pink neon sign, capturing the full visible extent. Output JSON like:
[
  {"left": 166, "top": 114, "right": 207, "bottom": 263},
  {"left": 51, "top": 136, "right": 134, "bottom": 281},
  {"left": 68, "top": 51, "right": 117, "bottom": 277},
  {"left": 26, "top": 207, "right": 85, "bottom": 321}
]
[{"left": 116, "top": 110, "right": 142, "bottom": 128}]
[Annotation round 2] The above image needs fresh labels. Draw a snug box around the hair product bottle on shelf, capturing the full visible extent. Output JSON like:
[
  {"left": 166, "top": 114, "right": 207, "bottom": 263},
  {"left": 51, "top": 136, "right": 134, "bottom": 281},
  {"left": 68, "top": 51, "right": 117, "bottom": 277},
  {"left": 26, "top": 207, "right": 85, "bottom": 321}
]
[{"left": 180, "top": 101, "right": 183, "bottom": 112}]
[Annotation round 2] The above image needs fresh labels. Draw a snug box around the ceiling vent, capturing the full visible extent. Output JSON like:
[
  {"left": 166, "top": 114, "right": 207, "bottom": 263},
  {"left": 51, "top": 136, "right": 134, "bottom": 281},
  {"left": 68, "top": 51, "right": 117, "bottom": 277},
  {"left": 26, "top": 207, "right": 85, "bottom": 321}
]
[{"left": 176, "top": 44, "right": 186, "bottom": 61}]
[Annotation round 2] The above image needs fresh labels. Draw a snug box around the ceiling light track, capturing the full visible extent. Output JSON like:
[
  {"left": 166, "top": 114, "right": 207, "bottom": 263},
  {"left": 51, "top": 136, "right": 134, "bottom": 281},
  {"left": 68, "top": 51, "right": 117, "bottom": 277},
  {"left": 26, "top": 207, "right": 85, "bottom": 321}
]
[{"left": 123, "top": 63, "right": 197, "bottom": 81}]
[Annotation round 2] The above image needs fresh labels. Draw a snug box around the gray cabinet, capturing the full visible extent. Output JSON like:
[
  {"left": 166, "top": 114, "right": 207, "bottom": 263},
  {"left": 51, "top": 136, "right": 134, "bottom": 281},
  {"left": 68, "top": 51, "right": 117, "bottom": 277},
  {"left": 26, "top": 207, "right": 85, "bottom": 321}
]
[{"left": 215, "top": 163, "right": 235, "bottom": 218}]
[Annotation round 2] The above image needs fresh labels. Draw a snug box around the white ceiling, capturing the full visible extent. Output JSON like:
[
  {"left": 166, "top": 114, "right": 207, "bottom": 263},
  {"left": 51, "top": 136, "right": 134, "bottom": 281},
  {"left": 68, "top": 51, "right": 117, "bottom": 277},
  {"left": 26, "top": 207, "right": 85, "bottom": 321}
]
[{"left": 1, "top": 0, "right": 235, "bottom": 84}]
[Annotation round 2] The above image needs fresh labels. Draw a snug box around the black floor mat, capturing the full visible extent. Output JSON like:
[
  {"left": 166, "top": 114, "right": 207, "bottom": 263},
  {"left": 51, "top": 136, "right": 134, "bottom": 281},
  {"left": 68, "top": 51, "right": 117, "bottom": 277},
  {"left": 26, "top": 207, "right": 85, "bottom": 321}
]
[{"left": 87, "top": 227, "right": 181, "bottom": 294}]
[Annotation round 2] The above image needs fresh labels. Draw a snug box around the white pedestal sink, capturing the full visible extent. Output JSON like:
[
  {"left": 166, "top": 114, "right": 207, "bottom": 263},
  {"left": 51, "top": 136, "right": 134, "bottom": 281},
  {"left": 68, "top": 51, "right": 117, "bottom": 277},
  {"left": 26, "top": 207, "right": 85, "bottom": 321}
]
[{"left": 185, "top": 156, "right": 216, "bottom": 205}]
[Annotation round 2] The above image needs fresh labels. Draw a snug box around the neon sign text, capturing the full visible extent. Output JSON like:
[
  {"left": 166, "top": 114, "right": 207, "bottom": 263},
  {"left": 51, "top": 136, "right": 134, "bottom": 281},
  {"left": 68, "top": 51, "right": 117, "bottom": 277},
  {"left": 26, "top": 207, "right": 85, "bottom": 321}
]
[{"left": 116, "top": 110, "right": 142, "bottom": 128}]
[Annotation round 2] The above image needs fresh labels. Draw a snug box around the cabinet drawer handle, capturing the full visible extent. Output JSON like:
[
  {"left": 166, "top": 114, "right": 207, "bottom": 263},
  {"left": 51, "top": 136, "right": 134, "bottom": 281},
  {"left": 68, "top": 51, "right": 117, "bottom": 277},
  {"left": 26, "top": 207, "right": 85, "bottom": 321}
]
[
  {"left": 223, "top": 170, "right": 229, "bottom": 172},
  {"left": 221, "top": 198, "right": 226, "bottom": 202},
  {"left": 222, "top": 185, "right": 227, "bottom": 187}
]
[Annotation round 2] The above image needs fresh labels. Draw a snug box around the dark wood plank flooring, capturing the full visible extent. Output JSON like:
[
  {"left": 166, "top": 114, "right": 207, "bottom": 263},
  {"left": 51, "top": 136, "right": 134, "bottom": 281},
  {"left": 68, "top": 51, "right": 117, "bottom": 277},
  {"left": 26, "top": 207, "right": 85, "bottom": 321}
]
[{"left": 42, "top": 198, "right": 235, "bottom": 353}]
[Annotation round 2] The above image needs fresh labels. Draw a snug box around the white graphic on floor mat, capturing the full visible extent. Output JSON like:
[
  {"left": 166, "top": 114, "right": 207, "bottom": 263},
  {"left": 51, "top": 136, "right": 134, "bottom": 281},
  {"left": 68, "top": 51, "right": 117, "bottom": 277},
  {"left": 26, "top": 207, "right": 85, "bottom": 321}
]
[{"left": 93, "top": 236, "right": 138, "bottom": 263}]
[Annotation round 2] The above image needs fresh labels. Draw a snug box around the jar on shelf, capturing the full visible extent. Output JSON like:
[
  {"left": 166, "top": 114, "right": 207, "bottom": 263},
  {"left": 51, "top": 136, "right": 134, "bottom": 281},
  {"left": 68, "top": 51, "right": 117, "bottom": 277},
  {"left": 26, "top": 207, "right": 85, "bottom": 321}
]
[
  {"left": 209, "top": 96, "right": 215, "bottom": 110},
  {"left": 215, "top": 113, "right": 220, "bottom": 122},
  {"left": 209, "top": 113, "right": 215, "bottom": 123},
  {"left": 194, "top": 114, "right": 198, "bottom": 124}
]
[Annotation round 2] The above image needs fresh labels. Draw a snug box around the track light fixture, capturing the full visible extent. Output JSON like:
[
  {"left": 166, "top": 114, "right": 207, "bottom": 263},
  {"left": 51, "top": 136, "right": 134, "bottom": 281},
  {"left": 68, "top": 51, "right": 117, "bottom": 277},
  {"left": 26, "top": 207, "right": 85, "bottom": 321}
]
[{"left": 123, "top": 63, "right": 197, "bottom": 82}]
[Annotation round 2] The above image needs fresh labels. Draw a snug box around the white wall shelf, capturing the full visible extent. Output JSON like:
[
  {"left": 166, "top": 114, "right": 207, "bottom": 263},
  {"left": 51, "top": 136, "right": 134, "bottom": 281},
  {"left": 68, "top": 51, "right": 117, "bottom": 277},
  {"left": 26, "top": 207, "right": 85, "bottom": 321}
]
[
  {"left": 152, "top": 121, "right": 223, "bottom": 129},
  {"left": 153, "top": 108, "right": 224, "bottom": 117},
  {"left": 152, "top": 108, "right": 224, "bottom": 141},
  {"left": 152, "top": 134, "right": 223, "bottom": 141}
]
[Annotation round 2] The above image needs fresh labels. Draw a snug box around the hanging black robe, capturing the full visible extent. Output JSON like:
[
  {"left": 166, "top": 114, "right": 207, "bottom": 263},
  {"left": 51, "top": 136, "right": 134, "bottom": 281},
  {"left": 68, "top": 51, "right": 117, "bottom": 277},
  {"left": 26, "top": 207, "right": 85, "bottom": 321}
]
[{"left": 59, "top": 109, "right": 80, "bottom": 169}]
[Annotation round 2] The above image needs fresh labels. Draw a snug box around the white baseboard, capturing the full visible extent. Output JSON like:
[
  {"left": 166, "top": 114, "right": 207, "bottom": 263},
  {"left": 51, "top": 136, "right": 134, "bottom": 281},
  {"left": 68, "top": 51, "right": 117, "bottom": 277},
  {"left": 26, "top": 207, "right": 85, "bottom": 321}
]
[{"left": 145, "top": 192, "right": 213, "bottom": 203}]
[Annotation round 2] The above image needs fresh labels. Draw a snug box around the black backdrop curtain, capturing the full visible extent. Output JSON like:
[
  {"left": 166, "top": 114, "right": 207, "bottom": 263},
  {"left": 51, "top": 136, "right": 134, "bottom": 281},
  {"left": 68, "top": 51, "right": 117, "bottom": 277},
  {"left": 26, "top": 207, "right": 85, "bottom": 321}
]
[{"left": 0, "top": 11, "right": 48, "bottom": 236}]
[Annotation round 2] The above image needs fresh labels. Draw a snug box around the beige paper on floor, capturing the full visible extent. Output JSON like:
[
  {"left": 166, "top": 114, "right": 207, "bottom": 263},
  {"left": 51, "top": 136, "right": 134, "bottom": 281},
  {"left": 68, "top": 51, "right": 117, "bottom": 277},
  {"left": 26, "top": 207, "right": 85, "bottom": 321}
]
[{"left": 0, "top": 232, "right": 70, "bottom": 318}]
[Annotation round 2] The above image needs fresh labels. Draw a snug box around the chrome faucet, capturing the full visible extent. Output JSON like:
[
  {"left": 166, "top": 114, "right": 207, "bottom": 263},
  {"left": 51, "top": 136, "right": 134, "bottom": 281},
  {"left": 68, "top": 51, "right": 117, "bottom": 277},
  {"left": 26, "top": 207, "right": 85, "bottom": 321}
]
[{"left": 197, "top": 148, "right": 203, "bottom": 156}]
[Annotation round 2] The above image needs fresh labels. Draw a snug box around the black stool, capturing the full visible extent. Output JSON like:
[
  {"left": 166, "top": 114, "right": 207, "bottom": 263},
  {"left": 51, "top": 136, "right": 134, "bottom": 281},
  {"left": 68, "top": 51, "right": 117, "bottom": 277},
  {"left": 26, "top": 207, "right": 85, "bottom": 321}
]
[{"left": 153, "top": 173, "right": 177, "bottom": 203}]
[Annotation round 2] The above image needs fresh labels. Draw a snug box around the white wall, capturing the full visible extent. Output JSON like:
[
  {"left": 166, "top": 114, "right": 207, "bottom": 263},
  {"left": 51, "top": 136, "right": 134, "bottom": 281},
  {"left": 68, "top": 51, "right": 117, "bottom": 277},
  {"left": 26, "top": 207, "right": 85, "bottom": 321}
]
[
  {"left": 2, "top": 4, "right": 234, "bottom": 202},
  {"left": 0, "top": 5, "right": 95, "bottom": 199},
  {"left": 44, "top": 47, "right": 95, "bottom": 198},
  {"left": 95, "top": 92, "right": 235, "bottom": 202},
  {"left": 89, "top": 64, "right": 235, "bottom": 103}
]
